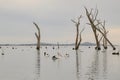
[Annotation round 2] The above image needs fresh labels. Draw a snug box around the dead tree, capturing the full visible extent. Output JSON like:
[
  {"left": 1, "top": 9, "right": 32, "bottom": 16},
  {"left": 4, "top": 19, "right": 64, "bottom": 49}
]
[
  {"left": 94, "top": 19, "right": 116, "bottom": 50},
  {"left": 95, "top": 25, "right": 116, "bottom": 50},
  {"left": 85, "top": 7, "right": 101, "bottom": 50},
  {"left": 98, "top": 30, "right": 108, "bottom": 49},
  {"left": 71, "top": 15, "right": 84, "bottom": 50},
  {"left": 33, "top": 22, "right": 41, "bottom": 50},
  {"left": 85, "top": 7, "right": 116, "bottom": 50},
  {"left": 100, "top": 21, "right": 108, "bottom": 49}
]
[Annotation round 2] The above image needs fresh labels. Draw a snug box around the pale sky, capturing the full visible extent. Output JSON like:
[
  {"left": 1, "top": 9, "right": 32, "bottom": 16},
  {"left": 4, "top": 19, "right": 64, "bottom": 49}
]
[{"left": 0, "top": 0, "right": 120, "bottom": 44}]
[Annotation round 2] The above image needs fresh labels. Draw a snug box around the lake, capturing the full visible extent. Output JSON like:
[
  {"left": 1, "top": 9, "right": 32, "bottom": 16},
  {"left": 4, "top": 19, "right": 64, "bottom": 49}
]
[{"left": 0, "top": 46, "right": 120, "bottom": 80}]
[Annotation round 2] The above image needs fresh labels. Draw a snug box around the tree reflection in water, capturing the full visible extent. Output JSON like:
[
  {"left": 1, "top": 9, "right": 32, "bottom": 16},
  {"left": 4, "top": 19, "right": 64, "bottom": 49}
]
[
  {"left": 86, "top": 51, "right": 99, "bottom": 80},
  {"left": 102, "top": 50, "right": 108, "bottom": 79},
  {"left": 76, "top": 50, "right": 81, "bottom": 80},
  {"left": 86, "top": 50, "right": 108, "bottom": 80},
  {"left": 35, "top": 50, "right": 40, "bottom": 80}
]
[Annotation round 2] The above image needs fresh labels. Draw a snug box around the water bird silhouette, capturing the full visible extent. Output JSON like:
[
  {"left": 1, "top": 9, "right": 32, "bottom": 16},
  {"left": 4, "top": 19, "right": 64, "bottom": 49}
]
[
  {"left": 1, "top": 53, "right": 4, "bottom": 55},
  {"left": 112, "top": 52, "right": 119, "bottom": 55},
  {"left": 52, "top": 55, "right": 58, "bottom": 60}
]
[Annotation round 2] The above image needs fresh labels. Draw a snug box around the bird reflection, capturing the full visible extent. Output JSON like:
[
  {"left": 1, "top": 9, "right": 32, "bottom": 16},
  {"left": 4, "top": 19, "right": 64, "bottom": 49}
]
[{"left": 35, "top": 50, "right": 40, "bottom": 80}]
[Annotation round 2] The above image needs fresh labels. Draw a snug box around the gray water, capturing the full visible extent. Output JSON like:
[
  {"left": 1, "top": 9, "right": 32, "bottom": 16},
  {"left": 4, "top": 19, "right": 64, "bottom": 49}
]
[{"left": 0, "top": 46, "right": 120, "bottom": 80}]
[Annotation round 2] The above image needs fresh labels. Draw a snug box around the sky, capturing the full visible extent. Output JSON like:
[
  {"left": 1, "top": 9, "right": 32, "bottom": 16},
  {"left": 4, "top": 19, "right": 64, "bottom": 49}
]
[{"left": 0, "top": 0, "right": 120, "bottom": 44}]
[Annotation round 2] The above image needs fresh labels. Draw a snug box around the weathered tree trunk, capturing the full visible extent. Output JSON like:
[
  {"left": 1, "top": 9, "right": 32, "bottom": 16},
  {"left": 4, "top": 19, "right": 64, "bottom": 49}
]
[
  {"left": 85, "top": 7, "right": 101, "bottom": 50},
  {"left": 101, "top": 21, "right": 108, "bottom": 49},
  {"left": 103, "top": 33, "right": 107, "bottom": 49},
  {"left": 71, "top": 16, "right": 84, "bottom": 50},
  {"left": 33, "top": 22, "right": 41, "bottom": 50},
  {"left": 75, "top": 25, "right": 79, "bottom": 50},
  {"left": 96, "top": 27, "right": 116, "bottom": 50},
  {"left": 76, "top": 33, "right": 82, "bottom": 50}
]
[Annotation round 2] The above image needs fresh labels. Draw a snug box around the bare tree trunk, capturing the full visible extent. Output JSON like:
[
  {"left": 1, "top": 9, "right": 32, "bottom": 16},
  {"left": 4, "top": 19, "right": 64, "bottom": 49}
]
[
  {"left": 85, "top": 7, "right": 115, "bottom": 50},
  {"left": 75, "top": 26, "right": 79, "bottom": 50},
  {"left": 85, "top": 7, "right": 101, "bottom": 50},
  {"left": 94, "top": 30, "right": 101, "bottom": 50},
  {"left": 33, "top": 22, "right": 41, "bottom": 50},
  {"left": 96, "top": 27, "right": 116, "bottom": 50},
  {"left": 71, "top": 15, "right": 84, "bottom": 50},
  {"left": 76, "top": 33, "right": 82, "bottom": 49},
  {"left": 103, "top": 34, "right": 107, "bottom": 49},
  {"left": 100, "top": 21, "right": 108, "bottom": 49}
]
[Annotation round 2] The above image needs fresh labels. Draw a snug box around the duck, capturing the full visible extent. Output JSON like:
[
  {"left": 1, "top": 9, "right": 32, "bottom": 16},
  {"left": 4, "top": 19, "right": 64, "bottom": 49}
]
[
  {"left": 52, "top": 55, "right": 58, "bottom": 60},
  {"left": 12, "top": 47, "right": 14, "bottom": 49},
  {"left": 44, "top": 52, "right": 47, "bottom": 56},
  {"left": 52, "top": 46, "right": 55, "bottom": 49},
  {"left": 65, "top": 53, "right": 69, "bottom": 57},
  {"left": 112, "top": 52, "right": 119, "bottom": 55},
  {"left": 72, "top": 48, "right": 75, "bottom": 50},
  {"left": 44, "top": 52, "right": 49, "bottom": 57},
  {"left": 1, "top": 53, "right": 4, "bottom": 55}
]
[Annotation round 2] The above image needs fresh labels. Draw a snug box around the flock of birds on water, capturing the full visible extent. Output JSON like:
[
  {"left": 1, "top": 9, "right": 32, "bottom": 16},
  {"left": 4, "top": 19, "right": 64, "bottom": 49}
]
[
  {"left": 43, "top": 46, "right": 70, "bottom": 60},
  {"left": 0, "top": 46, "right": 70, "bottom": 61},
  {"left": 0, "top": 45, "right": 119, "bottom": 60}
]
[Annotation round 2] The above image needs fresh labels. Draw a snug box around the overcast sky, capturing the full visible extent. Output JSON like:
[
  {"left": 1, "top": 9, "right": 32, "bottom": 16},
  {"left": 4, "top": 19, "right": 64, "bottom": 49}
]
[{"left": 0, "top": 0, "right": 120, "bottom": 44}]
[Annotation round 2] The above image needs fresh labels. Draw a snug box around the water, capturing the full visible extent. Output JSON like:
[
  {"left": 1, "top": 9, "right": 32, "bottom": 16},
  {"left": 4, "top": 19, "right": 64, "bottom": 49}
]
[{"left": 0, "top": 46, "right": 120, "bottom": 80}]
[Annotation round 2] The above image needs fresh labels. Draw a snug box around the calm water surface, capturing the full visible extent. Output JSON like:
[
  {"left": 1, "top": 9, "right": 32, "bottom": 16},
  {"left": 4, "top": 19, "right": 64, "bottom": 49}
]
[{"left": 0, "top": 46, "right": 120, "bottom": 80}]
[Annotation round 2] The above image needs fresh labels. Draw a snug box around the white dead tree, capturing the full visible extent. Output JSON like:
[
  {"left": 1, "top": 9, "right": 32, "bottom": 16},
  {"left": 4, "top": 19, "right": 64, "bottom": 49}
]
[
  {"left": 85, "top": 7, "right": 101, "bottom": 50},
  {"left": 71, "top": 15, "right": 84, "bottom": 50},
  {"left": 33, "top": 22, "right": 41, "bottom": 50}
]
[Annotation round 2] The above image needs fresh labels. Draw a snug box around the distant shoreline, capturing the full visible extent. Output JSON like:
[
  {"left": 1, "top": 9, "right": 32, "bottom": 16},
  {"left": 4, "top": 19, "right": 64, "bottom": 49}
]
[
  {"left": 0, "top": 42, "right": 96, "bottom": 46},
  {"left": 0, "top": 42, "right": 118, "bottom": 46}
]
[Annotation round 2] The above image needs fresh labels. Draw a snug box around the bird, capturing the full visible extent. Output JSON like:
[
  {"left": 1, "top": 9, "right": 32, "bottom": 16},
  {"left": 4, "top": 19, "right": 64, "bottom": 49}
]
[
  {"left": 1, "top": 53, "right": 4, "bottom": 55},
  {"left": 112, "top": 52, "right": 119, "bottom": 55},
  {"left": 72, "top": 48, "right": 75, "bottom": 50},
  {"left": 44, "top": 52, "right": 47, "bottom": 56},
  {"left": 44, "top": 52, "right": 49, "bottom": 57},
  {"left": 65, "top": 53, "right": 69, "bottom": 57},
  {"left": 52, "top": 46, "right": 55, "bottom": 49},
  {"left": 12, "top": 47, "right": 14, "bottom": 49},
  {"left": 52, "top": 55, "right": 58, "bottom": 60}
]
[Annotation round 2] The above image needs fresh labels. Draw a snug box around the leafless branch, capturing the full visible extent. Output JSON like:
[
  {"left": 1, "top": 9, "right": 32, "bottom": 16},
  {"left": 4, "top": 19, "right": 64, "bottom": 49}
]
[{"left": 33, "top": 22, "right": 41, "bottom": 50}]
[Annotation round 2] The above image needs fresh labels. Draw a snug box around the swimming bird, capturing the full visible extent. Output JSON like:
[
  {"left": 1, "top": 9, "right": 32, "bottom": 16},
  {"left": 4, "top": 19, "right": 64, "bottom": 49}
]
[
  {"left": 1, "top": 53, "right": 4, "bottom": 55},
  {"left": 12, "top": 47, "right": 14, "bottom": 49},
  {"left": 52, "top": 46, "right": 55, "bottom": 49},
  {"left": 44, "top": 52, "right": 47, "bottom": 56},
  {"left": 112, "top": 52, "right": 119, "bottom": 55},
  {"left": 52, "top": 55, "right": 58, "bottom": 60},
  {"left": 65, "top": 53, "right": 69, "bottom": 57},
  {"left": 44, "top": 52, "right": 49, "bottom": 57},
  {"left": 72, "top": 48, "right": 75, "bottom": 50}
]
